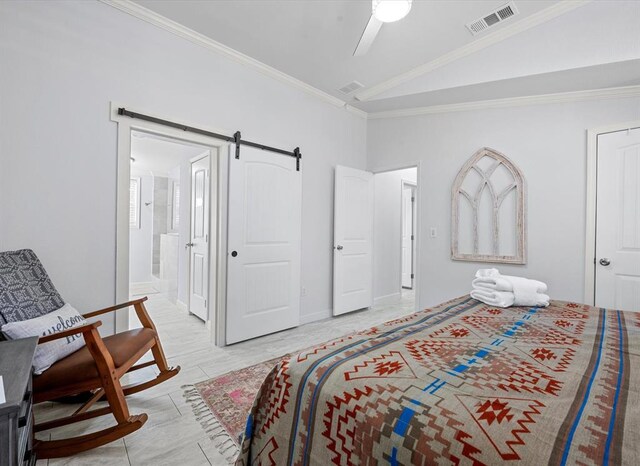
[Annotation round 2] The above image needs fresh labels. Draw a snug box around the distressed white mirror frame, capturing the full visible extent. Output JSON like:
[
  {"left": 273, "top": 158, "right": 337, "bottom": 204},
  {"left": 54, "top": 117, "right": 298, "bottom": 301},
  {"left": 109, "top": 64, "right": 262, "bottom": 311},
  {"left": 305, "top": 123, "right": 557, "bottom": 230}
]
[{"left": 451, "top": 147, "right": 526, "bottom": 264}]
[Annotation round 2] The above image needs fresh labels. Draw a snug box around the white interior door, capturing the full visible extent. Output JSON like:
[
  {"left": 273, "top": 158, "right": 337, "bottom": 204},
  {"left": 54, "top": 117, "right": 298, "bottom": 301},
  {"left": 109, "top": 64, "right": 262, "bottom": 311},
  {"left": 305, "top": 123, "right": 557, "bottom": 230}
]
[
  {"left": 226, "top": 147, "right": 301, "bottom": 344},
  {"left": 188, "top": 154, "right": 210, "bottom": 321},
  {"left": 333, "top": 165, "right": 374, "bottom": 316},
  {"left": 401, "top": 183, "right": 415, "bottom": 289},
  {"left": 595, "top": 127, "right": 640, "bottom": 312}
]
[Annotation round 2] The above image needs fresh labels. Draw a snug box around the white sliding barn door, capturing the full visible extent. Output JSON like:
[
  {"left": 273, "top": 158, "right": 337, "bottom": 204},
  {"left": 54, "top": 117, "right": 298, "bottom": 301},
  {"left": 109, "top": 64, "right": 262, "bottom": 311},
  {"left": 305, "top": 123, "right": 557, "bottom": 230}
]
[
  {"left": 333, "top": 165, "right": 374, "bottom": 316},
  {"left": 595, "top": 128, "right": 640, "bottom": 312},
  {"left": 189, "top": 154, "right": 210, "bottom": 321},
  {"left": 226, "top": 147, "right": 302, "bottom": 344}
]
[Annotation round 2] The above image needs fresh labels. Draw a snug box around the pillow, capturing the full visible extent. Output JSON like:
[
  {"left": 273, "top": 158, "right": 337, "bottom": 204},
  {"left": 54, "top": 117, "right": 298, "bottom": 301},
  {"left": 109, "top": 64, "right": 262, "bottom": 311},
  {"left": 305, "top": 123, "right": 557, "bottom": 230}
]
[{"left": 1, "top": 303, "right": 87, "bottom": 374}]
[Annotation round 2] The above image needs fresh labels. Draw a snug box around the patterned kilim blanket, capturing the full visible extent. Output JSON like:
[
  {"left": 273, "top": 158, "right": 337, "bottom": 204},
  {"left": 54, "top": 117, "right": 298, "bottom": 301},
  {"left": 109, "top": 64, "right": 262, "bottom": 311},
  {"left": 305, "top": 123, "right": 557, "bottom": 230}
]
[{"left": 235, "top": 296, "right": 639, "bottom": 465}]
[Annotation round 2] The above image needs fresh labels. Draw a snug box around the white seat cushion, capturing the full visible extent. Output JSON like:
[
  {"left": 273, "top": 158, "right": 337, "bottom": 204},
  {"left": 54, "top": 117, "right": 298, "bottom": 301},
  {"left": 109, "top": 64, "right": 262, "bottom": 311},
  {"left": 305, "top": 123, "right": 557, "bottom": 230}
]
[{"left": 1, "top": 303, "right": 87, "bottom": 374}]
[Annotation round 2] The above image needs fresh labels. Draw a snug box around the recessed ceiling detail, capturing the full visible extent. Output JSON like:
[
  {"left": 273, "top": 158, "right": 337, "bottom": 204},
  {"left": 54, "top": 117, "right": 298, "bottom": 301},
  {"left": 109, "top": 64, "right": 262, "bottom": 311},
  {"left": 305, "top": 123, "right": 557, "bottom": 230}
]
[{"left": 466, "top": 2, "right": 519, "bottom": 36}]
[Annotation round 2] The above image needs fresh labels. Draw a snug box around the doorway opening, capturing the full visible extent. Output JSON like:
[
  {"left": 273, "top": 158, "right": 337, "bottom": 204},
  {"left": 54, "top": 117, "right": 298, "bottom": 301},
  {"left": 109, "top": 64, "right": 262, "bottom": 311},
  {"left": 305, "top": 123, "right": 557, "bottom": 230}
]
[
  {"left": 373, "top": 166, "right": 418, "bottom": 311},
  {"left": 128, "top": 130, "right": 215, "bottom": 328}
]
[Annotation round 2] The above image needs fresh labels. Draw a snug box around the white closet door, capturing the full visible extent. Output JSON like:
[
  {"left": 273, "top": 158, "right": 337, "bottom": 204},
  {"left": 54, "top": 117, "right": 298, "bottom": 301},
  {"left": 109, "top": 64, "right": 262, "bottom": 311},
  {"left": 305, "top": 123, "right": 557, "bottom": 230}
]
[
  {"left": 226, "top": 147, "right": 301, "bottom": 344},
  {"left": 595, "top": 128, "right": 640, "bottom": 311},
  {"left": 333, "top": 165, "right": 374, "bottom": 316}
]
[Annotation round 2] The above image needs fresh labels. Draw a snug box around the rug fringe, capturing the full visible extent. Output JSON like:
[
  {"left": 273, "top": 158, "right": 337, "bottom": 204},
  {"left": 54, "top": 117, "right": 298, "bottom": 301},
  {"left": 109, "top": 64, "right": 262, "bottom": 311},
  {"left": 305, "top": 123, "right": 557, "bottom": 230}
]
[{"left": 182, "top": 384, "right": 240, "bottom": 464}]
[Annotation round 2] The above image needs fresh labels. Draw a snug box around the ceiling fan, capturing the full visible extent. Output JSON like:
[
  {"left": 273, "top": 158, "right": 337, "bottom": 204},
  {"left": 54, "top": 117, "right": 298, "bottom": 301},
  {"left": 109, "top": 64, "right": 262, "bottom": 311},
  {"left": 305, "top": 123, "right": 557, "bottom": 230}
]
[{"left": 354, "top": 0, "right": 413, "bottom": 56}]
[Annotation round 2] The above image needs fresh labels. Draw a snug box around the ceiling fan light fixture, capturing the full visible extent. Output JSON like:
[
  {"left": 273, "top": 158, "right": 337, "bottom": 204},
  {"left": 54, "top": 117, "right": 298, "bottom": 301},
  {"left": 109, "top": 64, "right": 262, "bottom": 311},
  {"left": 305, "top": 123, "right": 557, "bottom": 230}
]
[{"left": 372, "top": 0, "right": 412, "bottom": 23}]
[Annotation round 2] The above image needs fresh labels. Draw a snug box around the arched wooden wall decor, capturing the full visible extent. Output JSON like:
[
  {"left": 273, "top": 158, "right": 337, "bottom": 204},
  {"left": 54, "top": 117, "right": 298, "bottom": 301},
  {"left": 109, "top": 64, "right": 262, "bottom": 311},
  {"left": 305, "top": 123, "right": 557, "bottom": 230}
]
[{"left": 451, "top": 147, "right": 526, "bottom": 264}]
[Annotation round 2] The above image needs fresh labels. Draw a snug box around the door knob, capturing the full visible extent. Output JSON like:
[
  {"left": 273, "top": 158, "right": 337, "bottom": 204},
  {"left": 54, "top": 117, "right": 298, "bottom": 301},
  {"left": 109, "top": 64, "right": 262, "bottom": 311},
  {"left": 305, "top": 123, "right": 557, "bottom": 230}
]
[
  {"left": 231, "top": 251, "right": 238, "bottom": 257},
  {"left": 185, "top": 242, "right": 194, "bottom": 248},
  {"left": 335, "top": 245, "right": 344, "bottom": 250},
  {"left": 599, "top": 258, "right": 611, "bottom": 266}
]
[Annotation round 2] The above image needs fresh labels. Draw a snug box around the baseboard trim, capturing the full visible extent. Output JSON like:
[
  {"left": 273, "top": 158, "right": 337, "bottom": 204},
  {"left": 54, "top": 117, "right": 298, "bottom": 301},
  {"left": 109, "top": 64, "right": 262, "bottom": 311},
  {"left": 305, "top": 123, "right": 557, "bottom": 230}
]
[
  {"left": 176, "top": 300, "right": 188, "bottom": 313},
  {"left": 130, "top": 281, "right": 153, "bottom": 287},
  {"left": 374, "top": 292, "right": 402, "bottom": 306},
  {"left": 299, "top": 308, "right": 332, "bottom": 325}
]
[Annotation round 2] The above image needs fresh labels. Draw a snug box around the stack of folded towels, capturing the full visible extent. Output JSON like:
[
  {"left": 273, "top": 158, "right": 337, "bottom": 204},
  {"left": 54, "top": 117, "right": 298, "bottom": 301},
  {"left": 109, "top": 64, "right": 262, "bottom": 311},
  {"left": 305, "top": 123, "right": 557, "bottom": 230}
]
[{"left": 471, "top": 268, "right": 550, "bottom": 308}]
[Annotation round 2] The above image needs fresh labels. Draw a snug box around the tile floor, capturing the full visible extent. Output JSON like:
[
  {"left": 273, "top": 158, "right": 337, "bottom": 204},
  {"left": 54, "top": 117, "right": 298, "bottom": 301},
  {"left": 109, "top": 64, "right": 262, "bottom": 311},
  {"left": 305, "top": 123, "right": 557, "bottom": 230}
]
[{"left": 34, "top": 290, "right": 416, "bottom": 466}]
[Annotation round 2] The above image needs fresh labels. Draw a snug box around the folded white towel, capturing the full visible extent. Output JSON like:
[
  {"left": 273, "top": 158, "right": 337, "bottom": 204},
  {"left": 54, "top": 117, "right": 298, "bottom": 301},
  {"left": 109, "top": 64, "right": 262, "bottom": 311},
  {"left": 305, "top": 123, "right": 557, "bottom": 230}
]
[
  {"left": 509, "top": 277, "right": 549, "bottom": 307},
  {"left": 471, "top": 288, "right": 550, "bottom": 308},
  {"left": 472, "top": 268, "right": 550, "bottom": 308},
  {"left": 473, "top": 269, "right": 547, "bottom": 294},
  {"left": 472, "top": 276, "right": 515, "bottom": 292},
  {"left": 506, "top": 275, "right": 548, "bottom": 294},
  {"left": 513, "top": 290, "right": 550, "bottom": 307},
  {"left": 470, "top": 288, "right": 515, "bottom": 308}
]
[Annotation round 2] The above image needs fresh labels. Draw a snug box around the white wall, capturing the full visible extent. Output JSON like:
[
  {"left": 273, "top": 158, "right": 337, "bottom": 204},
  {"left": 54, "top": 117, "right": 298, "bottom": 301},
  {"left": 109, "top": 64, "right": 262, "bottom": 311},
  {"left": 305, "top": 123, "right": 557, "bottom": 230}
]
[
  {"left": 0, "top": 1, "right": 367, "bottom": 333},
  {"left": 129, "top": 172, "right": 154, "bottom": 283},
  {"left": 368, "top": 97, "right": 640, "bottom": 309},
  {"left": 373, "top": 168, "right": 417, "bottom": 302}
]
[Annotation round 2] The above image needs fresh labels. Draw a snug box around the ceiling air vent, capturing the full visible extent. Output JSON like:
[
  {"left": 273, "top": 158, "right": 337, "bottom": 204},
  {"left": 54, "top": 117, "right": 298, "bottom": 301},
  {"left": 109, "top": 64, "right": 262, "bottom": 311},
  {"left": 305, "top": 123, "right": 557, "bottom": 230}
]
[
  {"left": 466, "top": 2, "right": 519, "bottom": 36},
  {"left": 338, "top": 81, "right": 364, "bottom": 95}
]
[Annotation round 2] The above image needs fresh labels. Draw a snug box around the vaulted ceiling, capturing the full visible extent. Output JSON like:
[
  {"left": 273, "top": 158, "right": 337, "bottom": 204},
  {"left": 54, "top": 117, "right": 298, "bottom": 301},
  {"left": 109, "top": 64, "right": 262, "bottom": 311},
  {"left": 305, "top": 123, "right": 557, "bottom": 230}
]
[{"left": 131, "top": 0, "right": 640, "bottom": 114}]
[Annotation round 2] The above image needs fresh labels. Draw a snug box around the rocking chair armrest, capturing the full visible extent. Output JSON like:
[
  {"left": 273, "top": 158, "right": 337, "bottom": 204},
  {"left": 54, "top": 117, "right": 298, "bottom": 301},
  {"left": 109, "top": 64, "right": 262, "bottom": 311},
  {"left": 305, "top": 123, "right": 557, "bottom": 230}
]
[
  {"left": 38, "top": 321, "right": 103, "bottom": 344},
  {"left": 83, "top": 297, "right": 148, "bottom": 319}
]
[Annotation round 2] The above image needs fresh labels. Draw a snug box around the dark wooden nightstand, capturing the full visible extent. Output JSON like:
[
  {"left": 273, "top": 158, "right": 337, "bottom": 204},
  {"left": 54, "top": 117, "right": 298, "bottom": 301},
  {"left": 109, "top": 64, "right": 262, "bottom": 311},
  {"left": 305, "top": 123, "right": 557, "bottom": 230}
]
[{"left": 0, "top": 337, "right": 37, "bottom": 466}]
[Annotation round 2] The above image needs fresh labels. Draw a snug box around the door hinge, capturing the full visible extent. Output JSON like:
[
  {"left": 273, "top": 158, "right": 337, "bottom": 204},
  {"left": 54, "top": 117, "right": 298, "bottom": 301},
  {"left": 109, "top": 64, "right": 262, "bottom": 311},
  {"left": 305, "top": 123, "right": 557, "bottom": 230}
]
[
  {"left": 204, "top": 299, "right": 207, "bottom": 308},
  {"left": 411, "top": 273, "right": 414, "bottom": 279},
  {"left": 411, "top": 235, "right": 414, "bottom": 240},
  {"left": 411, "top": 197, "right": 415, "bottom": 202}
]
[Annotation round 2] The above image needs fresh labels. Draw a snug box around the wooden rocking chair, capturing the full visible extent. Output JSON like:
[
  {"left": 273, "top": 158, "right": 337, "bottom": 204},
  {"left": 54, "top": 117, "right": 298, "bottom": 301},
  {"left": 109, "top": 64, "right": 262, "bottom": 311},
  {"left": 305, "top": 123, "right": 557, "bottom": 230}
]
[{"left": 0, "top": 249, "right": 180, "bottom": 458}]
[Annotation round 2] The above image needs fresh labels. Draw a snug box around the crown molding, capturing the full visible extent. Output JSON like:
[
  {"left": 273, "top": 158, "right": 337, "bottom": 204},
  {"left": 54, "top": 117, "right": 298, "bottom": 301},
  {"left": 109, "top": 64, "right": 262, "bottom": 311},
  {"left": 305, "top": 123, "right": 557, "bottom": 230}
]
[
  {"left": 366, "top": 85, "right": 640, "bottom": 120},
  {"left": 355, "top": 0, "right": 591, "bottom": 102},
  {"left": 344, "top": 104, "right": 368, "bottom": 119},
  {"left": 99, "top": 0, "right": 368, "bottom": 117}
]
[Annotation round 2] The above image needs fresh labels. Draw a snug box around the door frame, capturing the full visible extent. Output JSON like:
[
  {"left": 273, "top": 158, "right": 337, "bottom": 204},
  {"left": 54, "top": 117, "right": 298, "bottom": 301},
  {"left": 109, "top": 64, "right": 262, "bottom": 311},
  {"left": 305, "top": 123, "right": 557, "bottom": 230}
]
[
  {"left": 111, "top": 102, "right": 229, "bottom": 346},
  {"left": 401, "top": 180, "right": 417, "bottom": 290},
  {"left": 371, "top": 161, "right": 422, "bottom": 313},
  {"left": 584, "top": 120, "right": 640, "bottom": 305}
]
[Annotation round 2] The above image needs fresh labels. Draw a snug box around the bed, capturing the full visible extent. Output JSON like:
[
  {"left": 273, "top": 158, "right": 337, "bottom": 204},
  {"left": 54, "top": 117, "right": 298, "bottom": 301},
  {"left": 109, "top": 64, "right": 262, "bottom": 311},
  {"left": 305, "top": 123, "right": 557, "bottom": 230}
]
[{"left": 235, "top": 295, "right": 639, "bottom": 465}]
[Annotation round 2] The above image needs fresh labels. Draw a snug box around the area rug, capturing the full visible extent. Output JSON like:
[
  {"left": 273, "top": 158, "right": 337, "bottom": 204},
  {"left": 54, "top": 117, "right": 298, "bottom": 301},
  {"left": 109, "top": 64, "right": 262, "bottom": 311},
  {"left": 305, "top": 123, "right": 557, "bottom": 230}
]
[{"left": 183, "top": 355, "right": 287, "bottom": 463}]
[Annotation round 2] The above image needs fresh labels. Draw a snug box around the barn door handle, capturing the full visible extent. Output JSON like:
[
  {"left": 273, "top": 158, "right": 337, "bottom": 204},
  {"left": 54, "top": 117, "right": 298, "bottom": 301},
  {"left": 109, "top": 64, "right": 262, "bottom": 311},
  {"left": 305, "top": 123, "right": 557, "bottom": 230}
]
[{"left": 599, "top": 258, "right": 611, "bottom": 266}]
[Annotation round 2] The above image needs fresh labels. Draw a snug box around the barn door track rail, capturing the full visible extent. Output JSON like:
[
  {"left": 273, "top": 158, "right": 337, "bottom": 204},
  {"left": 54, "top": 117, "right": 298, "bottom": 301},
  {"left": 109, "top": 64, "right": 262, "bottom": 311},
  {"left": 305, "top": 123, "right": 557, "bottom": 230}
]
[{"left": 118, "top": 108, "right": 302, "bottom": 171}]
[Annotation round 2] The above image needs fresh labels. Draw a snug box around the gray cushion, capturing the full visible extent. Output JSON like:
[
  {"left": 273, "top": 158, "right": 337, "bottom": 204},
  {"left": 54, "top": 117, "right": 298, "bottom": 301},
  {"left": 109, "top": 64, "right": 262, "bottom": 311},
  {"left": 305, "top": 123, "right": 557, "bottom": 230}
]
[{"left": 0, "top": 249, "right": 65, "bottom": 325}]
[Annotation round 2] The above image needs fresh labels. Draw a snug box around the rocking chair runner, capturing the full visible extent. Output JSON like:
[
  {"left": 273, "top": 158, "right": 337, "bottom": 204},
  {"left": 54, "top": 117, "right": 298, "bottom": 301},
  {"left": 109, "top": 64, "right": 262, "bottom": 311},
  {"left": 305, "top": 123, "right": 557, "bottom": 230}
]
[{"left": 0, "top": 249, "right": 180, "bottom": 458}]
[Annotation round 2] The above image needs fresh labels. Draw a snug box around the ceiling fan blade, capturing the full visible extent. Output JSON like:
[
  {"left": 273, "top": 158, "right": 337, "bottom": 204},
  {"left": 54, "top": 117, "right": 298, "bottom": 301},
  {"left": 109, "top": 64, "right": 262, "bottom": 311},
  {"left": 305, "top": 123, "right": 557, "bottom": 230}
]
[{"left": 353, "top": 15, "right": 383, "bottom": 56}]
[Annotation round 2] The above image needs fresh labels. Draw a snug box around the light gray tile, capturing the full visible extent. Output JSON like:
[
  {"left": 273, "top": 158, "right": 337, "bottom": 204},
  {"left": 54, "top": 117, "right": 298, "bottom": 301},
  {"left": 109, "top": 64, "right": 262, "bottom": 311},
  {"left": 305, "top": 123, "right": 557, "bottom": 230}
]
[
  {"left": 124, "top": 414, "right": 209, "bottom": 466},
  {"left": 46, "top": 439, "right": 129, "bottom": 466},
  {"left": 33, "top": 288, "right": 415, "bottom": 464},
  {"left": 198, "top": 437, "right": 233, "bottom": 466}
]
